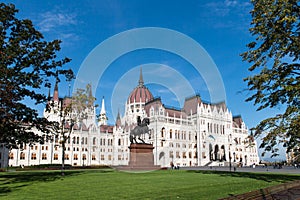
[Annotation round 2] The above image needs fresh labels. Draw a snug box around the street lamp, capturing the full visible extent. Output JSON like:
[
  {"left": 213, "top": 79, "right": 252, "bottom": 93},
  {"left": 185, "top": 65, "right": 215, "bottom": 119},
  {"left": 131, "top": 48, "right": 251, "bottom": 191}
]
[{"left": 229, "top": 144, "right": 232, "bottom": 172}]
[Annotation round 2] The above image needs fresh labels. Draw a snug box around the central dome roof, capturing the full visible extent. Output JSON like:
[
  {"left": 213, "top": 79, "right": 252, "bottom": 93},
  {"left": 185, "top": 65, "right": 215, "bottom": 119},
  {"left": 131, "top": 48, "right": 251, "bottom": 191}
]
[{"left": 127, "top": 68, "right": 153, "bottom": 104}]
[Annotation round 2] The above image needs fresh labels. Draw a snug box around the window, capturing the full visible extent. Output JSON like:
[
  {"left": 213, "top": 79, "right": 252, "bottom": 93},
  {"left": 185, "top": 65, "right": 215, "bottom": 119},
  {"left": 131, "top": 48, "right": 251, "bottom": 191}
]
[
  {"left": 31, "top": 153, "right": 37, "bottom": 160},
  {"left": 182, "top": 152, "right": 186, "bottom": 159},
  {"left": 93, "top": 137, "right": 96, "bottom": 145},
  {"left": 108, "top": 155, "right": 112, "bottom": 160},
  {"left": 92, "top": 154, "right": 96, "bottom": 160},
  {"left": 9, "top": 153, "right": 14, "bottom": 159},
  {"left": 20, "top": 152, "right": 25, "bottom": 160},
  {"left": 74, "top": 154, "right": 78, "bottom": 160},
  {"left": 54, "top": 154, "right": 59, "bottom": 160},
  {"left": 161, "top": 128, "right": 165, "bottom": 138},
  {"left": 101, "top": 155, "right": 105, "bottom": 160},
  {"left": 65, "top": 154, "right": 69, "bottom": 160},
  {"left": 169, "top": 129, "right": 172, "bottom": 139},
  {"left": 176, "top": 151, "right": 180, "bottom": 158},
  {"left": 82, "top": 154, "right": 86, "bottom": 160},
  {"left": 169, "top": 151, "right": 173, "bottom": 158},
  {"left": 42, "top": 153, "right": 47, "bottom": 160}
]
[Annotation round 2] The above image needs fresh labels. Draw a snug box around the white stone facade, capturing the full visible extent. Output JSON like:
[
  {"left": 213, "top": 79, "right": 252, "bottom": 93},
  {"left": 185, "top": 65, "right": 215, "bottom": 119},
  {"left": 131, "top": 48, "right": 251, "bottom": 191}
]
[{"left": 0, "top": 70, "right": 259, "bottom": 168}]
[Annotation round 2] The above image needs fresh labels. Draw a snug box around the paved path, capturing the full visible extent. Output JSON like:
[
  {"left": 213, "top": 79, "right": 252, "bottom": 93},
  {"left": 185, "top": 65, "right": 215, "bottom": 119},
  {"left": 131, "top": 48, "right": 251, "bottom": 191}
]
[{"left": 182, "top": 165, "right": 300, "bottom": 174}]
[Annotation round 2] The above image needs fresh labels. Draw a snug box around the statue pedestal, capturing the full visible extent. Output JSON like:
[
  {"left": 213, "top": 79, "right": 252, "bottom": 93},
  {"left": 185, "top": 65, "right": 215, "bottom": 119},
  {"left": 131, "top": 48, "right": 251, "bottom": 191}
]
[
  {"left": 117, "top": 143, "right": 160, "bottom": 171},
  {"left": 129, "top": 143, "right": 155, "bottom": 167}
]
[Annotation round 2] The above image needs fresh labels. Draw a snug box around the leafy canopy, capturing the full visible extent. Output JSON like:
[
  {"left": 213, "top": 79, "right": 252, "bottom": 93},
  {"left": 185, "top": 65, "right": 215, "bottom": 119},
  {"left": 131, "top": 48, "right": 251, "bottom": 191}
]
[
  {"left": 241, "top": 0, "right": 300, "bottom": 157},
  {"left": 0, "top": 3, "right": 74, "bottom": 148}
]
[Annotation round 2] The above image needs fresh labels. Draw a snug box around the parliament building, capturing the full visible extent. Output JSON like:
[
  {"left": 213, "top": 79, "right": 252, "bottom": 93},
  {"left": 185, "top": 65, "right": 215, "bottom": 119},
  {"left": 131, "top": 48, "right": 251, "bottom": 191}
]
[{"left": 0, "top": 69, "right": 259, "bottom": 168}]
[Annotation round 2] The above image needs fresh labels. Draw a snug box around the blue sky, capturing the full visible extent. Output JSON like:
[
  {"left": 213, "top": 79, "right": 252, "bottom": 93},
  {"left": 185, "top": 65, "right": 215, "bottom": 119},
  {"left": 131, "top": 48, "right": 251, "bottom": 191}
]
[{"left": 5, "top": 0, "right": 285, "bottom": 159}]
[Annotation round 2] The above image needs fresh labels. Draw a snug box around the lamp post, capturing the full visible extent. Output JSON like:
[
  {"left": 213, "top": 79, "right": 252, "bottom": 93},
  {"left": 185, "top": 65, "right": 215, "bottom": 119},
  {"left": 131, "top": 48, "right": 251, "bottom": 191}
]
[{"left": 229, "top": 144, "right": 232, "bottom": 172}]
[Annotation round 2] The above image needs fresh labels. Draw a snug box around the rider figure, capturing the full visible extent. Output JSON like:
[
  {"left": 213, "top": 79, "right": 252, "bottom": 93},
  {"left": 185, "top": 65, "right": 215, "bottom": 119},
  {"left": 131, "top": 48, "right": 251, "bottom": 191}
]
[{"left": 137, "top": 116, "right": 141, "bottom": 126}]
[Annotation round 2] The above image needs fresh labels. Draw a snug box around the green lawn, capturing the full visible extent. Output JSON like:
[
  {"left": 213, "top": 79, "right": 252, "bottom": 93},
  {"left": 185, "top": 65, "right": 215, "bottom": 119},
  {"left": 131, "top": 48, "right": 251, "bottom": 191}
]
[{"left": 0, "top": 169, "right": 299, "bottom": 200}]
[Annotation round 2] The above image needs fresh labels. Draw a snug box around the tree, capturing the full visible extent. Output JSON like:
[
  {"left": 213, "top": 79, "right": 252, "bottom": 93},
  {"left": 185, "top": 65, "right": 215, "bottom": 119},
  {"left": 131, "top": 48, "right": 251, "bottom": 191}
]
[
  {"left": 58, "top": 84, "right": 96, "bottom": 174},
  {"left": 0, "top": 3, "right": 74, "bottom": 148},
  {"left": 241, "top": 0, "right": 300, "bottom": 157}
]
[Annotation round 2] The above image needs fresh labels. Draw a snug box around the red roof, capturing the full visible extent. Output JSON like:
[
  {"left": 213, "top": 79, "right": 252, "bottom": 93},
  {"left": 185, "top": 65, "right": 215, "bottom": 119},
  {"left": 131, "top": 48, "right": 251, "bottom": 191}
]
[{"left": 128, "top": 85, "right": 153, "bottom": 104}]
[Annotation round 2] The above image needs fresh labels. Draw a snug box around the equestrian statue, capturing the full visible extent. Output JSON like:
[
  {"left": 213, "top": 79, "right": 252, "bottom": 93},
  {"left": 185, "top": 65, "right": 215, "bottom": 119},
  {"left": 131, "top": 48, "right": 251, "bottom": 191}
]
[{"left": 130, "top": 117, "right": 150, "bottom": 144}]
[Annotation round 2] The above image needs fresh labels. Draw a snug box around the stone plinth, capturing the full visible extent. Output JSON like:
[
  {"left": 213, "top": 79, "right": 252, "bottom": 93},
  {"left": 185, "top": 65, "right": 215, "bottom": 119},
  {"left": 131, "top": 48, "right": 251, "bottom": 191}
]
[
  {"left": 117, "top": 143, "right": 160, "bottom": 171},
  {"left": 128, "top": 143, "right": 155, "bottom": 167}
]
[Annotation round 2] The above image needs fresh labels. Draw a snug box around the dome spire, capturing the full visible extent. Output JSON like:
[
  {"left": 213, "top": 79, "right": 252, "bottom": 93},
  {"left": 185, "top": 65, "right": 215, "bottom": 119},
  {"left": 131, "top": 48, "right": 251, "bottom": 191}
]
[{"left": 138, "top": 67, "right": 144, "bottom": 87}]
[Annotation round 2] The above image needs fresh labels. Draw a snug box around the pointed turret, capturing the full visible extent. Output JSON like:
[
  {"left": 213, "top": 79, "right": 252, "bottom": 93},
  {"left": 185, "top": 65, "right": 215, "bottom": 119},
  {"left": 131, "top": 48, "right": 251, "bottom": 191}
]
[
  {"left": 53, "top": 79, "right": 59, "bottom": 102},
  {"left": 100, "top": 96, "right": 106, "bottom": 115},
  {"left": 116, "top": 109, "right": 121, "bottom": 127},
  {"left": 98, "top": 96, "right": 107, "bottom": 125},
  {"left": 138, "top": 67, "right": 144, "bottom": 87},
  {"left": 87, "top": 84, "right": 94, "bottom": 107}
]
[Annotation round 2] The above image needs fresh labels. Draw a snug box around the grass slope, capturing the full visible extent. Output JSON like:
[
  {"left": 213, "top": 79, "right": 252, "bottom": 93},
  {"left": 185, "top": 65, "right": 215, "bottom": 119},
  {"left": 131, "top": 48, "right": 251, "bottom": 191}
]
[{"left": 0, "top": 169, "right": 299, "bottom": 200}]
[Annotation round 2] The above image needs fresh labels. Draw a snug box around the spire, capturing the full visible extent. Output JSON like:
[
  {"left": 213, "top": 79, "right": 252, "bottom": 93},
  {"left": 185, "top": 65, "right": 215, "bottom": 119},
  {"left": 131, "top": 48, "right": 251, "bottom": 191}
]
[
  {"left": 116, "top": 109, "right": 121, "bottom": 127},
  {"left": 100, "top": 96, "right": 106, "bottom": 114},
  {"left": 99, "top": 96, "right": 107, "bottom": 126},
  {"left": 87, "top": 84, "right": 94, "bottom": 107},
  {"left": 138, "top": 67, "right": 144, "bottom": 87},
  {"left": 53, "top": 79, "right": 59, "bottom": 102}
]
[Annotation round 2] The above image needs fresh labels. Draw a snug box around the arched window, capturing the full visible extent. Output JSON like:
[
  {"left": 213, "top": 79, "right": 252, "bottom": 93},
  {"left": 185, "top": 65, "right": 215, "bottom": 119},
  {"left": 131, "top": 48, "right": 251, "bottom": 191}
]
[
  {"left": 82, "top": 154, "right": 86, "bottom": 160},
  {"left": 54, "top": 153, "right": 58, "bottom": 160},
  {"left": 31, "top": 153, "right": 36, "bottom": 160},
  {"left": 169, "top": 129, "right": 173, "bottom": 139},
  {"left": 20, "top": 152, "right": 25, "bottom": 160},
  {"left": 74, "top": 154, "right": 78, "bottom": 160},
  {"left": 208, "top": 123, "right": 210, "bottom": 132},
  {"left": 93, "top": 137, "right": 96, "bottom": 145},
  {"left": 161, "top": 127, "right": 165, "bottom": 138},
  {"left": 42, "top": 153, "right": 47, "bottom": 160}
]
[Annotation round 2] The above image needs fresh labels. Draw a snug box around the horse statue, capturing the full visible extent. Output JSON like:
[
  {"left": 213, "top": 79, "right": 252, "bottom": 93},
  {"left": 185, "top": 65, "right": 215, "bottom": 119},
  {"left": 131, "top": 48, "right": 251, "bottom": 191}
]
[{"left": 130, "top": 118, "right": 150, "bottom": 144}]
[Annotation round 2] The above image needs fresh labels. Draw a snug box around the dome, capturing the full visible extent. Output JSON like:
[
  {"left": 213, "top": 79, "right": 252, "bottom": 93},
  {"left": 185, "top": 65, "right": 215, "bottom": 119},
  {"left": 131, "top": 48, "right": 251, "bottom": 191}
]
[
  {"left": 128, "top": 85, "right": 153, "bottom": 104},
  {"left": 127, "top": 68, "right": 153, "bottom": 104}
]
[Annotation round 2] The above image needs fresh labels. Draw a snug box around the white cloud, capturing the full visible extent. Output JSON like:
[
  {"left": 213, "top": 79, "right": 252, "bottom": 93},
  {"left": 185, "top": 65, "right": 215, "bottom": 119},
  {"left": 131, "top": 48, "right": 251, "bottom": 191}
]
[
  {"left": 34, "top": 8, "right": 80, "bottom": 47},
  {"left": 38, "top": 11, "right": 77, "bottom": 32},
  {"left": 200, "top": 0, "right": 252, "bottom": 30}
]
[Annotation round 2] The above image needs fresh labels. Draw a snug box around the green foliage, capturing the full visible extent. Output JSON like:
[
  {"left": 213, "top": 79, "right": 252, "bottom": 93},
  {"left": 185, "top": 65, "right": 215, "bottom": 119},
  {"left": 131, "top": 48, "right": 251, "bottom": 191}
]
[
  {"left": 0, "top": 3, "right": 74, "bottom": 148},
  {"left": 71, "top": 84, "right": 96, "bottom": 122},
  {"left": 241, "top": 0, "right": 300, "bottom": 156}
]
